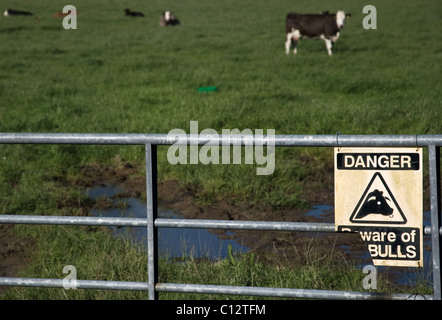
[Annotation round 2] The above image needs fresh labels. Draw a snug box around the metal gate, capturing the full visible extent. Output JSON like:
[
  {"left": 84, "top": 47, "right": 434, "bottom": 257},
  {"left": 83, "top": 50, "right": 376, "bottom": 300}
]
[{"left": 0, "top": 133, "right": 440, "bottom": 300}]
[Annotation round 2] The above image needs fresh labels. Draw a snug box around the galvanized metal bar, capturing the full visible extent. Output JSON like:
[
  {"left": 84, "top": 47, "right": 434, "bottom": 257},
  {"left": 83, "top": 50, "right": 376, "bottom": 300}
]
[
  {"left": 0, "top": 133, "right": 168, "bottom": 145},
  {"left": 0, "top": 277, "right": 148, "bottom": 291},
  {"left": 429, "top": 145, "right": 441, "bottom": 300},
  {"left": 155, "top": 282, "right": 432, "bottom": 300},
  {"left": 0, "top": 133, "right": 441, "bottom": 147},
  {"left": 155, "top": 218, "right": 335, "bottom": 232},
  {"left": 0, "top": 215, "right": 147, "bottom": 227},
  {"left": 0, "top": 214, "right": 335, "bottom": 232},
  {"left": 1, "top": 277, "right": 431, "bottom": 300},
  {"left": 146, "top": 143, "right": 159, "bottom": 300},
  {"left": 2, "top": 214, "right": 441, "bottom": 235}
]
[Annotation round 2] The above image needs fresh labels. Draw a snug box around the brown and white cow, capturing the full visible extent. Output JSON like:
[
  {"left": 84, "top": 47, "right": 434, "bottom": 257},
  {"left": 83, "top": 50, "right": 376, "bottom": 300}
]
[
  {"left": 285, "top": 11, "right": 349, "bottom": 56},
  {"left": 159, "top": 11, "right": 180, "bottom": 26},
  {"left": 53, "top": 10, "right": 78, "bottom": 18}
]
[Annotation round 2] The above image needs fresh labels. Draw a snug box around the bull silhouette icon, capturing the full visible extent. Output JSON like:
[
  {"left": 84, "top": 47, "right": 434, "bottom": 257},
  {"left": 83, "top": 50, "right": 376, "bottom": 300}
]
[
  {"left": 349, "top": 172, "right": 407, "bottom": 224},
  {"left": 355, "top": 189, "right": 394, "bottom": 219}
]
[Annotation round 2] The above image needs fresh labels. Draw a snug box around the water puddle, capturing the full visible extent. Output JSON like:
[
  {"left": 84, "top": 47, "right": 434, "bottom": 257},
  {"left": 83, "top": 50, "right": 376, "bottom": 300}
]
[
  {"left": 87, "top": 185, "right": 248, "bottom": 260},
  {"left": 305, "top": 205, "right": 334, "bottom": 221}
]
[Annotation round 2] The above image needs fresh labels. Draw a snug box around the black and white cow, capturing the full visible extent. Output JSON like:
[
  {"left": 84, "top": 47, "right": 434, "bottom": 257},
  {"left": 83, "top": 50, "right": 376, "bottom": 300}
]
[
  {"left": 124, "top": 8, "right": 144, "bottom": 17},
  {"left": 4, "top": 9, "right": 34, "bottom": 16},
  {"left": 159, "top": 11, "right": 180, "bottom": 26},
  {"left": 285, "top": 10, "right": 349, "bottom": 56}
]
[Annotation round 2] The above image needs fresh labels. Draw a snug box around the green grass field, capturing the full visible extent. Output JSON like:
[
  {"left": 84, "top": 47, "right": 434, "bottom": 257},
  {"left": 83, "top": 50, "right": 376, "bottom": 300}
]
[
  {"left": 0, "top": 0, "right": 440, "bottom": 299},
  {"left": 1, "top": 0, "right": 440, "bottom": 207}
]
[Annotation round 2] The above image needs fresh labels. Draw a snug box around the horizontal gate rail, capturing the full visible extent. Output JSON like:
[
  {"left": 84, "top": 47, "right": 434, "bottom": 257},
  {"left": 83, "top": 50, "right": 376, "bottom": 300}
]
[
  {"left": 1, "top": 215, "right": 441, "bottom": 235},
  {"left": 0, "top": 277, "right": 149, "bottom": 291},
  {"left": 0, "top": 132, "right": 441, "bottom": 147},
  {"left": 0, "top": 278, "right": 430, "bottom": 300},
  {"left": 0, "top": 133, "right": 440, "bottom": 300},
  {"left": 154, "top": 283, "right": 430, "bottom": 300},
  {"left": 0, "top": 215, "right": 335, "bottom": 232},
  {"left": 0, "top": 277, "right": 430, "bottom": 300}
]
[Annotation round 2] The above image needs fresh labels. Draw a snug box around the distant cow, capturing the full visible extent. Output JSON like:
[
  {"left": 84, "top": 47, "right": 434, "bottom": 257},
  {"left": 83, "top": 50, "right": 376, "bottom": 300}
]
[
  {"left": 3, "top": 9, "right": 34, "bottom": 16},
  {"left": 285, "top": 10, "right": 349, "bottom": 56},
  {"left": 159, "top": 11, "right": 180, "bottom": 26},
  {"left": 124, "top": 8, "right": 144, "bottom": 17},
  {"left": 53, "top": 12, "right": 68, "bottom": 17},
  {"left": 53, "top": 10, "right": 77, "bottom": 18}
]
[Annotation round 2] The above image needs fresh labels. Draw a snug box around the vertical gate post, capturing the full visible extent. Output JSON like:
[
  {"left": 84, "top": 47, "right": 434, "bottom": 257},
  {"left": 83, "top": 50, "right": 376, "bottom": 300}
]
[
  {"left": 146, "top": 143, "right": 159, "bottom": 300},
  {"left": 429, "top": 145, "right": 441, "bottom": 300}
]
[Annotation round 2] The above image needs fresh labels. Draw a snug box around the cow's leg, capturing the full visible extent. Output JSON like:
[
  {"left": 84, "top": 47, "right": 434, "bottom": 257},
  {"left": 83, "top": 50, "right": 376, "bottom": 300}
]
[
  {"left": 291, "top": 38, "right": 298, "bottom": 54},
  {"left": 325, "top": 32, "right": 340, "bottom": 56},
  {"left": 286, "top": 30, "right": 300, "bottom": 55},
  {"left": 285, "top": 33, "right": 293, "bottom": 54},
  {"left": 324, "top": 38, "right": 334, "bottom": 56}
]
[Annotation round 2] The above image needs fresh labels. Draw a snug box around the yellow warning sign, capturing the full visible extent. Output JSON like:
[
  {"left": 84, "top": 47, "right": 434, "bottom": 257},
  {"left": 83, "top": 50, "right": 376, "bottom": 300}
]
[{"left": 334, "top": 147, "right": 423, "bottom": 267}]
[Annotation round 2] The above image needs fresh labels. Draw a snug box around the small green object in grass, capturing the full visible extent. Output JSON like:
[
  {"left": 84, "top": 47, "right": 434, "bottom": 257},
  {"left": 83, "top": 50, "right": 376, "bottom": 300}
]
[{"left": 198, "top": 86, "right": 218, "bottom": 92}]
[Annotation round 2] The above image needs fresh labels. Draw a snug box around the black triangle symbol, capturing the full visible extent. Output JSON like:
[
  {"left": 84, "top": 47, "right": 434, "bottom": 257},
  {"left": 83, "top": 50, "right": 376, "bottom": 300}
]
[{"left": 349, "top": 172, "right": 407, "bottom": 224}]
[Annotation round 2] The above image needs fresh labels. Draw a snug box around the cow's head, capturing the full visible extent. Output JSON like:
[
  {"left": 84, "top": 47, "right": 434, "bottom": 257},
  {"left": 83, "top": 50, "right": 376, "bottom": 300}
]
[
  {"left": 336, "top": 11, "right": 346, "bottom": 29},
  {"left": 164, "top": 11, "right": 171, "bottom": 21}
]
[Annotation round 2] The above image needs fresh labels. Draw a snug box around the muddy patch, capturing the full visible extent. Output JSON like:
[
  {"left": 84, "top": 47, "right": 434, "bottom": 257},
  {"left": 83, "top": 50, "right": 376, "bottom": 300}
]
[
  {"left": 0, "top": 157, "right": 380, "bottom": 285},
  {"left": 0, "top": 225, "right": 34, "bottom": 295},
  {"left": 77, "top": 159, "right": 369, "bottom": 266}
]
